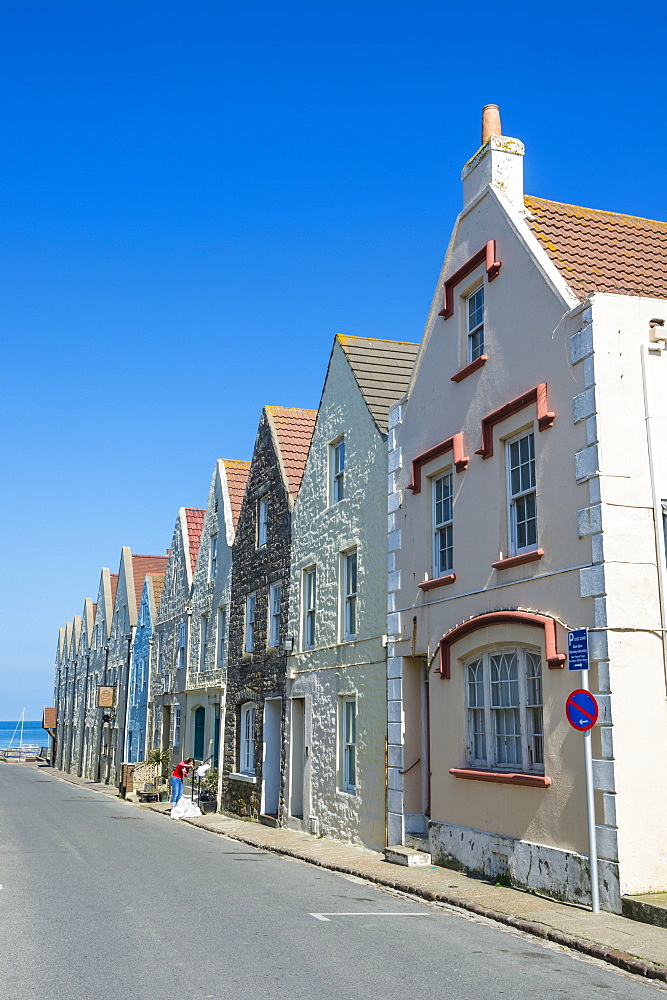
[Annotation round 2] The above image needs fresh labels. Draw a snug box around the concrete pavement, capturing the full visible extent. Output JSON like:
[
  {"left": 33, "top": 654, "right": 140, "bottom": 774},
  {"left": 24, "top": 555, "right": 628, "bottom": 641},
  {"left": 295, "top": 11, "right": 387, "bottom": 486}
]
[{"left": 43, "top": 763, "right": 667, "bottom": 986}]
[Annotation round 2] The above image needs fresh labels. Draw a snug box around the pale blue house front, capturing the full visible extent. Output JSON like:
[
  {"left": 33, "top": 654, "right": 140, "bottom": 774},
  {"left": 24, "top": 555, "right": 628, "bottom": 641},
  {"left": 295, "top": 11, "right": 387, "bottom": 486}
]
[{"left": 127, "top": 573, "right": 164, "bottom": 763}]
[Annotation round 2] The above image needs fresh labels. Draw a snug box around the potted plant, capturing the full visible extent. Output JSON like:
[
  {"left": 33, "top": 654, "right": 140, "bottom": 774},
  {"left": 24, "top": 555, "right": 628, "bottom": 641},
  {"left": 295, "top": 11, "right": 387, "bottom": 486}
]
[
  {"left": 198, "top": 766, "right": 219, "bottom": 814},
  {"left": 148, "top": 747, "right": 172, "bottom": 801}
]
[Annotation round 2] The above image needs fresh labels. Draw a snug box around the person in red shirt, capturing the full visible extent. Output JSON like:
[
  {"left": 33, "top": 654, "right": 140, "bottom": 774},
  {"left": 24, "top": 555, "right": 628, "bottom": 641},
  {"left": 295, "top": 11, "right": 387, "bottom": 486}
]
[{"left": 170, "top": 757, "right": 194, "bottom": 808}]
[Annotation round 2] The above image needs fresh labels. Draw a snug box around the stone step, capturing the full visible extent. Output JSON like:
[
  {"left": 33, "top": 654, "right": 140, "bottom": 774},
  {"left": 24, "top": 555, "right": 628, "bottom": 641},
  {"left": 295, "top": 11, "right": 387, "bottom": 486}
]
[
  {"left": 259, "top": 813, "right": 280, "bottom": 828},
  {"left": 384, "top": 845, "right": 432, "bottom": 867},
  {"left": 623, "top": 893, "right": 667, "bottom": 929},
  {"left": 405, "top": 833, "right": 429, "bottom": 852}
]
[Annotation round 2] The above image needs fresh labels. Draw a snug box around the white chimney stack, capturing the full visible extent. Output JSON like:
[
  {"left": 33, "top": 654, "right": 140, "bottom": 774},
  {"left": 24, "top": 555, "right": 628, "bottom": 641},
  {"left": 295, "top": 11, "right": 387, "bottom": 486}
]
[{"left": 462, "top": 105, "right": 525, "bottom": 213}]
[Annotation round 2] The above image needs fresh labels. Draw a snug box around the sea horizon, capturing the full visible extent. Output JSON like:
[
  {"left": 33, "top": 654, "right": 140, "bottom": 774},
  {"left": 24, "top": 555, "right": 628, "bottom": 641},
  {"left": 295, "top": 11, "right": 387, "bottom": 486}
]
[{"left": 0, "top": 720, "right": 50, "bottom": 749}]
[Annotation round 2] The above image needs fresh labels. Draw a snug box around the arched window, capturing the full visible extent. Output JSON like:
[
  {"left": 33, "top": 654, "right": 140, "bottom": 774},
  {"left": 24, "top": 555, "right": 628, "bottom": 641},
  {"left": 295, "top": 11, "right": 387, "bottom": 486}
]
[
  {"left": 240, "top": 703, "right": 256, "bottom": 775},
  {"left": 193, "top": 706, "right": 206, "bottom": 760},
  {"left": 465, "top": 647, "right": 543, "bottom": 773}
]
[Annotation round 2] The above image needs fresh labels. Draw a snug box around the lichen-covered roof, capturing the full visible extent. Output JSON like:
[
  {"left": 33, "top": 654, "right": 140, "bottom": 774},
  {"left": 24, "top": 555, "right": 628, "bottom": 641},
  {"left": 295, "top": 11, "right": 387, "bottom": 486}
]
[
  {"left": 336, "top": 335, "right": 419, "bottom": 434},
  {"left": 223, "top": 460, "right": 251, "bottom": 529},
  {"left": 148, "top": 573, "right": 165, "bottom": 614},
  {"left": 265, "top": 406, "right": 318, "bottom": 499},
  {"left": 524, "top": 195, "right": 667, "bottom": 301}
]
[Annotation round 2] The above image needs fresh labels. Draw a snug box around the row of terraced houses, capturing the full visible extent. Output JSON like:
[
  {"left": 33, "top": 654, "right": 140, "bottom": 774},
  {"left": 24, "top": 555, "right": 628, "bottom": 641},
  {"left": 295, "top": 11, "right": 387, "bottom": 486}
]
[{"left": 52, "top": 108, "right": 667, "bottom": 913}]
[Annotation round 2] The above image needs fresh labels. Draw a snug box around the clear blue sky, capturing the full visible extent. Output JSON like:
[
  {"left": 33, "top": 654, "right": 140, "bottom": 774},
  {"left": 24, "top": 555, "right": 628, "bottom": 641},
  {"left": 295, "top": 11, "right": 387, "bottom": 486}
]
[{"left": 1, "top": 1, "right": 665, "bottom": 719}]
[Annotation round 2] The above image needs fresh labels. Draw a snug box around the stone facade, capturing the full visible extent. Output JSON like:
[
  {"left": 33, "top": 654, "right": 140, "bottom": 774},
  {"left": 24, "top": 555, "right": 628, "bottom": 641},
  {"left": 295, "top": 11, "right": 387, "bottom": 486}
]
[
  {"left": 185, "top": 460, "right": 249, "bottom": 771},
  {"left": 149, "top": 508, "right": 205, "bottom": 775},
  {"left": 81, "top": 568, "right": 117, "bottom": 781},
  {"left": 127, "top": 573, "right": 163, "bottom": 763},
  {"left": 221, "top": 407, "right": 316, "bottom": 819},
  {"left": 284, "top": 337, "right": 416, "bottom": 850}
]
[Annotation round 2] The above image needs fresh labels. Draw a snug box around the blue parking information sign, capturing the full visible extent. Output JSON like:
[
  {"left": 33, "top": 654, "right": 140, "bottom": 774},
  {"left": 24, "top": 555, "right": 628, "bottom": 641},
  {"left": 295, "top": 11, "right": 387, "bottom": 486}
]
[{"left": 568, "top": 628, "right": 589, "bottom": 671}]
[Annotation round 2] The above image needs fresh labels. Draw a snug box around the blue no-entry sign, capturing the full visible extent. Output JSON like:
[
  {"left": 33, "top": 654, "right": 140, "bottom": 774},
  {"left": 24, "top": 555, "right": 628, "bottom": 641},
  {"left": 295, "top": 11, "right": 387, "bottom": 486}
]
[
  {"left": 568, "top": 628, "right": 589, "bottom": 671},
  {"left": 566, "top": 689, "right": 598, "bottom": 731}
]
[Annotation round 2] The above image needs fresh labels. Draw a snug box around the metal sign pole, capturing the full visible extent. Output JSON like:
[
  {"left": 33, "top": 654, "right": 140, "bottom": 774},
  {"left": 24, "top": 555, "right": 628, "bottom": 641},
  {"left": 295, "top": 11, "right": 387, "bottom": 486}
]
[
  {"left": 580, "top": 667, "right": 600, "bottom": 913},
  {"left": 568, "top": 629, "right": 600, "bottom": 914}
]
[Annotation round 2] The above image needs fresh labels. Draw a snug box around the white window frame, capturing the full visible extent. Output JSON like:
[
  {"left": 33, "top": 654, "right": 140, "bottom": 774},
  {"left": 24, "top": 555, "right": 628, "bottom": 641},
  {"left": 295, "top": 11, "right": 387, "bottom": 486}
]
[
  {"left": 303, "top": 566, "right": 316, "bottom": 650},
  {"left": 173, "top": 705, "right": 181, "bottom": 748},
  {"left": 466, "top": 284, "right": 484, "bottom": 363},
  {"left": 216, "top": 605, "right": 227, "bottom": 669},
  {"left": 209, "top": 533, "right": 218, "bottom": 581},
  {"left": 330, "top": 437, "right": 345, "bottom": 504},
  {"left": 341, "top": 696, "right": 357, "bottom": 793},
  {"left": 432, "top": 471, "right": 453, "bottom": 576},
  {"left": 269, "top": 583, "right": 281, "bottom": 648},
  {"left": 199, "top": 615, "right": 208, "bottom": 672},
  {"left": 245, "top": 592, "right": 257, "bottom": 653},
  {"left": 258, "top": 498, "right": 269, "bottom": 548},
  {"left": 465, "top": 646, "right": 544, "bottom": 773},
  {"left": 240, "top": 702, "right": 256, "bottom": 774},
  {"left": 506, "top": 430, "right": 537, "bottom": 556},
  {"left": 178, "top": 622, "right": 187, "bottom": 670},
  {"left": 342, "top": 549, "right": 357, "bottom": 641}
]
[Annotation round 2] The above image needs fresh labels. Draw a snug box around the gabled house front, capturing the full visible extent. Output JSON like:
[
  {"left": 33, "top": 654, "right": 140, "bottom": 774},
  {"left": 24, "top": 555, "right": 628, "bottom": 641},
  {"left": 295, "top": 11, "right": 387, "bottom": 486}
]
[
  {"left": 149, "top": 507, "right": 205, "bottom": 773},
  {"left": 221, "top": 406, "right": 316, "bottom": 820},
  {"left": 104, "top": 548, "right": 169, "bottom": 785},
  {"left": 387, "top": 106, "right": 667, "bottom": 911},
  {"left": 127, "top": 572, "right": 164, "bottom": 763},
  {"left": 187, "top": 459, "right": 250, "bottom": 771},
  {"left": 82, "top": 568, "right": 118, "bottom": 780},
  {"left": 70, "top": 597, "right": 95, "bottom": 776},
  {"left": 284, "top": 335, "right": 418, "bottom": 849}
]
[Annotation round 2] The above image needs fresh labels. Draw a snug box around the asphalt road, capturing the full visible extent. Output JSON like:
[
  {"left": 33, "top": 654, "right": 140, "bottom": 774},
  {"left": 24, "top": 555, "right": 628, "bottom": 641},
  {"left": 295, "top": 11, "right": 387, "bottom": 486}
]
[{"left": 1, "top": 764, "right": 663, "bottom": 1000}]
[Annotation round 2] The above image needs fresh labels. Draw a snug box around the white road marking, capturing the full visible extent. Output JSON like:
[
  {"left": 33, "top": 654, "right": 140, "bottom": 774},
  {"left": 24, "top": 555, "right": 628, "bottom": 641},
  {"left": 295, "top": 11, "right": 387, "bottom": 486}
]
[{"left": 310, "top": 912, "right": 431, "bottom": 922}]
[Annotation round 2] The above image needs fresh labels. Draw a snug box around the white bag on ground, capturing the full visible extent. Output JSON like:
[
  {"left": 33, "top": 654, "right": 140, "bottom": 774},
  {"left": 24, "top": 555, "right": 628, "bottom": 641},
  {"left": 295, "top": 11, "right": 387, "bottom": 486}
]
[{"left": 170, "top": 796, "right": 202, "bottom": 820}]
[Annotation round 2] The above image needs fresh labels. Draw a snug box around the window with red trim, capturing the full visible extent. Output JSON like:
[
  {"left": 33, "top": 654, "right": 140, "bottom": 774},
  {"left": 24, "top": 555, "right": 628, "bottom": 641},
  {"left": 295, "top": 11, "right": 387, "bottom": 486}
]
[{"left": 465, "top": 646, "right": 544, "bottom": 774}]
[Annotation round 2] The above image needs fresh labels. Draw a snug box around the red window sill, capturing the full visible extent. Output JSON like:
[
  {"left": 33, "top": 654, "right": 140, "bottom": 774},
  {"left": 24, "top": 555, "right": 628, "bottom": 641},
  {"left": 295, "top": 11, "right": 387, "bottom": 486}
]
[
  {"left": 449, "top": 768, "right": 551, "bottom": 788},
  {"left": 492, "top": 549, "right": 543, "bottom": 571},
  {"left": 451, "top": 354, "right": 487, "bottom": 383},
  {"left": 418, "top": 574, "right": 456, "bottom": 591}
]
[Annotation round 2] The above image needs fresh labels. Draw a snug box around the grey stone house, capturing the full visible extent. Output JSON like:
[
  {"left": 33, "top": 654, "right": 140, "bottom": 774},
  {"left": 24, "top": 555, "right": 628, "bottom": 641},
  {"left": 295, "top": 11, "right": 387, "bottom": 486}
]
[
  {"left": 221, "top": 406, "right": 316, "bottom": 820},
  {"left": 149, "top": 507, "right": 205, "bottom": 774},
  {"left": 284, "top": 335, "right": 418, "bottom": 849},
  {"left": 186, "top": 459, "right": 250, "bottom": 769}
]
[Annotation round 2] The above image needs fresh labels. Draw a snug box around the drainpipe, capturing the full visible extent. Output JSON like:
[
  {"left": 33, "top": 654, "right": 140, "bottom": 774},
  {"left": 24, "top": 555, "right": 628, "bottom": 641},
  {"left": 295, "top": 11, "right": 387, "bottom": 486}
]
[{"left": 640, "top": 338, "right": 667, "bottom": 693}]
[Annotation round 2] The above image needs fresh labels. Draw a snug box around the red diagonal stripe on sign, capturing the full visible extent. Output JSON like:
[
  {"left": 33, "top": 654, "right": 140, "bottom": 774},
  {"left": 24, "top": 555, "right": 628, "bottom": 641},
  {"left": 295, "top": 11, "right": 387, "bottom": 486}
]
[{"left": 569, "top": 695, "right": 596, "bottom": 722}]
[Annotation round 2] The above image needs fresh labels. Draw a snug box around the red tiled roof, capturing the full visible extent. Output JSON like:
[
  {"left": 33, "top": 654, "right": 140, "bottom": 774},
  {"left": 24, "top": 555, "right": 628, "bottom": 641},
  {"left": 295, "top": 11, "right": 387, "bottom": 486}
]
[
  {"left": 524, "top": 196, "right": 667, "bottom": 301},
  {"left": 266, "top": 406, "right": 318, "bottom": 499},
  {"left": 184, "top": 508, "right": 206, "bottom": 574},
  {"left": 92, "top": 603, "right": 97, "bottom": 620},
  {"left": 43, "top": 707, "right": 56, "bottom": 729},
  {"left": 223, "top": 460, "right": 251, "bottom": 529},
  {"left": 109, "top": 573, "right": 119, "bottom": 606},
  {"left": 131, "top": 554, "right": 169, "bottom": 615}
]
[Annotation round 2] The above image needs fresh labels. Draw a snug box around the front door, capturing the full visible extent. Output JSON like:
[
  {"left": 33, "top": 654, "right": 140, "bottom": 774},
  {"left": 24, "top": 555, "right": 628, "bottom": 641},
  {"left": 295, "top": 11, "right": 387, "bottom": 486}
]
[{"left": 261, "top": 698, "right": 282, "bottom": 817}]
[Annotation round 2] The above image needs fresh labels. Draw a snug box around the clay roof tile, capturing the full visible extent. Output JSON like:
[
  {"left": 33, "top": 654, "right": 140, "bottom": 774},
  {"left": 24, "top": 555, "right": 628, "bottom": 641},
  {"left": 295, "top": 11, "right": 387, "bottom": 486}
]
[
  {"left": 524, "top": 196, "right": 667, "bottom": 301},
  {"left": 265, "top": 407, "right": 318, "bottom": 499},
  {"left": 131, "top": 554, "right": 169, "bottom": 615},
  {"left": 222, "top": 460, "right": 251, "bottom": 529},
  {"left": 184, "top": 508, "right": 206, "bottom": 574}
]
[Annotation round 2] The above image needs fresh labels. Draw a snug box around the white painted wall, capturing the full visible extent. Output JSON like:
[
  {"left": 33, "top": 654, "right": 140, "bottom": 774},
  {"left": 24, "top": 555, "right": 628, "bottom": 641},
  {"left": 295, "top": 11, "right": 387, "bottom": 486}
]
[
  {"left": 389, "top": 137, "right": 667, "bottom": 907},
  {"left": 285, "top": 340, "right": 387, "bottom": 850}
]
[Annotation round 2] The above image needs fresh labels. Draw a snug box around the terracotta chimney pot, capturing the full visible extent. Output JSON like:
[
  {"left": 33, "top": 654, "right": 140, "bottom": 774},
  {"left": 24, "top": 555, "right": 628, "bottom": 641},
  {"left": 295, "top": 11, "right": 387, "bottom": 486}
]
[{"left": 481, "top": 105, "right": 502, "bottom": 144}]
